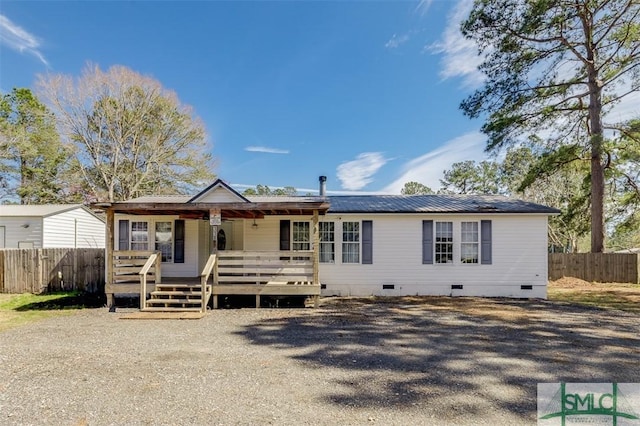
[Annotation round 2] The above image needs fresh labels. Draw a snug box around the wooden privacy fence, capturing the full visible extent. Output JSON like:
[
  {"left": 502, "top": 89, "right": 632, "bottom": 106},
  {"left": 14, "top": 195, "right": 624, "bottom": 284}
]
[
  {"left": 549, "top": 253, "right": 640, "bottom": 284},
  {"left": 0, "top": 248, "right": 105, "bottom": 294}
]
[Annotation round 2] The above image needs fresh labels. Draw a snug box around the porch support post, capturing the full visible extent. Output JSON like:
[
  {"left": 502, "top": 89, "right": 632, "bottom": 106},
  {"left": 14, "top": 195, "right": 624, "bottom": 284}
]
[
  {"left": 312, "top": 209, "right": 320, "bottom": 308},
  {"left": 105, "top": 209, "right": 115, "bottom": 308}
]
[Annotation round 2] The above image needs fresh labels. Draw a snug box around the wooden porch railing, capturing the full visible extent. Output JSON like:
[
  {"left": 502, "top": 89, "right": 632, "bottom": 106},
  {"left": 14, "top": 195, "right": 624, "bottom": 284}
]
[
  {"left": 108, "top": 250, "right": 319, "bottom": 310},
  {"left": 138, "top": 252, "right": 160, "bottom": 310},
  {"left": 216, "top": 250, "right": 315, "bottom": 285},
  {"left": 113, "top": 250, "right": 161, "bottom": 284},
  {"left": 200, "top": 254, "right": 217, "bottom": 312},
  {"left": 212, "top": 250, "right": 320, "bottom": 308}
]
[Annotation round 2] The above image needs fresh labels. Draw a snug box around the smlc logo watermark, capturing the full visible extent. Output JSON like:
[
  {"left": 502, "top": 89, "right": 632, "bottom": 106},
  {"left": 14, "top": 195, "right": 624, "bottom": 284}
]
[{"left": 538, "top": 383, "right": 640, "bottom": 425}]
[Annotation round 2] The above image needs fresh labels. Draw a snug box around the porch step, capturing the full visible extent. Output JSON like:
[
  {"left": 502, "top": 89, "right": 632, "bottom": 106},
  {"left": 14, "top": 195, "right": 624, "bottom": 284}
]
[
  {"left": 151, "top": 290, "right": 206, "bottom": 296},
  {"left": 146, "top": 298, "right": 202, "bottom": 305},
  {"left": 143, "top": 282, "right": 212, "bottom": 313},
  {"left": 141, "top": 306, "right": 203, "bottom": 312},
  {"left": 155, "top": 284, "right": 208, "bottom": 291}
]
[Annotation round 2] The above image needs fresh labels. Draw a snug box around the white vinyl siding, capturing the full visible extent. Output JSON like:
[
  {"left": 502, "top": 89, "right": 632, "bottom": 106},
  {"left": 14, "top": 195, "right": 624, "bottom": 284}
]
[
  {"left": 198, "top": 213, "right": 549, "bottom": 298},
  {"left": 1, "top": 207, "right": 104, "bottom": 249},
  {"left": 192, "top": 185, "right": 247, "bottom": 202},
  {"left": 0, "top": 217, "right": 43, "bottom": 248},
  {"left": 318, "top": 214, "right": 549, "bottom": 299},
  {"left": 42, "top": 208, "right": 105, "bottom": 248}
]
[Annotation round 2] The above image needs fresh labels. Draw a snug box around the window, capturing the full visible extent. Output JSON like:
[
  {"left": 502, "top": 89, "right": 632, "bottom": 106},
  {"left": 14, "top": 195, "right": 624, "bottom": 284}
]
[
  {"left": 435, "top": 221, "right": 453, "bottom": 264},
  {"left": 342, "top": 221, "right": 360, "bottom": 263},
  {"left": 461, "top": 222, "right": 479, "bottom": 263},
  {"left": 131, "top": 221, "right": 148, "bottom": 250},
  {"left": 155, "top": 221, "right": 173, "bottom": 262},
  {"left": 319, "top": 222, "right": 335, "bottom": 263},
  {"left": 292, "top": 221, "right": 310, "bottom": 251}
]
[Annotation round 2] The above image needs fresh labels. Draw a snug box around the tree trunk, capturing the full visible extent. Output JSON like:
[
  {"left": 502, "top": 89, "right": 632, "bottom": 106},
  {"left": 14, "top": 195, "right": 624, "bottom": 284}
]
[
  {"left": 590, "top": 136, "right": 605, "bottom": 253},
  {"left": 588, "top": 75, "right": 605, "bottom": 253},
  {"left": 585, "top": 10, "right": 605, "bottom": 254}
]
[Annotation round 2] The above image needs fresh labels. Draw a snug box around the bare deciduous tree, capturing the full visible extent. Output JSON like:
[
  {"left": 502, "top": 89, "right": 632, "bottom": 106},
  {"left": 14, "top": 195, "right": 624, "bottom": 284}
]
[{"left": 38, "top": 64, "right": 215, "bottom": 202}]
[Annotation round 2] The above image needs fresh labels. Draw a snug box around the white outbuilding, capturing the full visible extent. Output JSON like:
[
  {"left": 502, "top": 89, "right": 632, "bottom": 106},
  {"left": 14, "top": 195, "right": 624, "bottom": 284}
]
[{"left": 0, "top": 204, "right": 105, "bottom": 249}]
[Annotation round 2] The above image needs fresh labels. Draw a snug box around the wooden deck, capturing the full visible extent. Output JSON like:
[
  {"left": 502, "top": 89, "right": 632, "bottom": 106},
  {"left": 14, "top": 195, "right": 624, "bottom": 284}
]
[{"left": 106, "top": 250, "right": 321, "bottom": 311}]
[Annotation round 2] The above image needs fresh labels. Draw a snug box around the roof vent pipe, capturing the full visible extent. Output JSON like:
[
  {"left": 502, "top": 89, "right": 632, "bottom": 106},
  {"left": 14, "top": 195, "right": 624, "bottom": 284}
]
[{"left": 319, "top": 176, "right": 327, "bottom": 196}]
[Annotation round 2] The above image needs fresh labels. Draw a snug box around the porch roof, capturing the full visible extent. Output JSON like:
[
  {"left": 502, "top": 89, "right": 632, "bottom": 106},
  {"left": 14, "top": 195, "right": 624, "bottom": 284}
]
[{"left": 94, "top": 198, "right": 330, "bottom": 219}]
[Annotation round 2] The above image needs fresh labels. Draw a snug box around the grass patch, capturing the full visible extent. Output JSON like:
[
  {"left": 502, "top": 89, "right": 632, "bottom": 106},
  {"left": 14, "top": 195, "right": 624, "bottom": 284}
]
[{"left": 0, "top": 292, "right": 104, "bottom": 332}]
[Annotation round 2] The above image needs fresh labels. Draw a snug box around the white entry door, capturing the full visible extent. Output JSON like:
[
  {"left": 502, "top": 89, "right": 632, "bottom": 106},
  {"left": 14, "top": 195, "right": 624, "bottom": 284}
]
[{"left": 0, "top": 226, "right": 5, "bottom": 248}]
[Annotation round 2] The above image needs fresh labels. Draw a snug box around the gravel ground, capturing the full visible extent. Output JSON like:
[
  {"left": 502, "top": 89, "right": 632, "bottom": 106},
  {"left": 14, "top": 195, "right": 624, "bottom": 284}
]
[{"left": 0, "top": 297, "right": 638, "bottom": 425}]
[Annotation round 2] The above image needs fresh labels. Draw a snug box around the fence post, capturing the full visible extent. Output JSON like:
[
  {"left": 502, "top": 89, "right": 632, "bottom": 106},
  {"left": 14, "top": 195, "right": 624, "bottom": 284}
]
[{"left": 0, "top": 250, "right": 4, "bottom": 292}]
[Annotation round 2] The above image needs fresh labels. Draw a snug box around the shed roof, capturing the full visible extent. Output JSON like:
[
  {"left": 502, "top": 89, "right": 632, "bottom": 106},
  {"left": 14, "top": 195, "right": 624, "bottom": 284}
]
[
  {"left": 0, "top": 204, "right": 98, "bottom": 218},
  {"left": 326, "top": 195, "right": 560, "bottom": 214}
]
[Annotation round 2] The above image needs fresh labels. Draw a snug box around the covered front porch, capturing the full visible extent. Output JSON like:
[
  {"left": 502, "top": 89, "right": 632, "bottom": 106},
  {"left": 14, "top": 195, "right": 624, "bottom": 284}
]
[{"left": 96, "top": 180, "right": 329, "bottom": 312}]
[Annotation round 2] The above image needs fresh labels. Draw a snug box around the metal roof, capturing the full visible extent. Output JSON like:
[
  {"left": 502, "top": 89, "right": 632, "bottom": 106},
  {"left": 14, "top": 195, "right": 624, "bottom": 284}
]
[
  {"left": 117, "top": 193, "right": 559, "bottom": 215},
  {"left": 326, "top": 195, "right": 561, "bottom": 214},
  {"left": 0, "top": 204, "right": 89, "bottom": 217},
  {"left": 246, "top": 196, "right": 326, "bottom": 203}
]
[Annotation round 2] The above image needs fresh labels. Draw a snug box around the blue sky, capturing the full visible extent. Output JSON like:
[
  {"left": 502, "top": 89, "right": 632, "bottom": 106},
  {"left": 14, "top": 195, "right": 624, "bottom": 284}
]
[{"left": 1, "top": 0, "right": 491, "bottom": 195}]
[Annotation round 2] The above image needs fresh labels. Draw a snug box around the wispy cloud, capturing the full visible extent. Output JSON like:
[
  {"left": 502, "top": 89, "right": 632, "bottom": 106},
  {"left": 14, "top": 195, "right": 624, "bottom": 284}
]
[
  {"left": 232, "top": 183, "right": 381, "bottom": 196},
  {"left": 337, "top": 152, "right": 388, "bottom": 191},
  {"left": 415, "top": 0, "right": 434, "bottom": 16},
  {"left": 385, "top": 33, "right": 411, "bottom": 50},
  {"left": 244, "top": 146, "right": 290, "bottom": 154},
  {"left": 382, "top": 131, "right": 487, "bottom": 193},
  {"left": 428, "top": 0, "right": 483, "bottom": 88},
  {"left": 0, "top": 14, "right": 49, "bottom": 67}
]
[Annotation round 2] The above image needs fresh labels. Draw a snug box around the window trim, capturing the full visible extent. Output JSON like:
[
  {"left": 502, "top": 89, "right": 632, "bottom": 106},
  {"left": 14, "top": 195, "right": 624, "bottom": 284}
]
[
  {"left": 291, "top": 221, "right": 311, "bottom": 251},
  {"left": 460, "top": 221, "right": 479, "bottom": 264},
  {"left": 119, "top": 218, "right": 179, "bottom": 264},
  {"left": 319, "top": 221, "right": 335, "bottom": 264},
  {"left": 434, "top": 221, "right": 454, "bottom": 264},
  {"left": 341, "top": 221, "right": 360, "bottom": 264},
  {"left": 130, "top": 221, "right": 149, "bottom": 251},
  {"left": 155, "top": 221, "right": 174, "bottom": 263}
]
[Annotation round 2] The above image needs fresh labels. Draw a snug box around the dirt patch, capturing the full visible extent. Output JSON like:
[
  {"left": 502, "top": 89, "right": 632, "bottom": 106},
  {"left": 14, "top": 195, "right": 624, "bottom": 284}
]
[
  {"left": 318, "top": 279, "right": 640, "bottom": 322},
  {"left": 548, "top": 278, "right": 640, "bottom": 313}
]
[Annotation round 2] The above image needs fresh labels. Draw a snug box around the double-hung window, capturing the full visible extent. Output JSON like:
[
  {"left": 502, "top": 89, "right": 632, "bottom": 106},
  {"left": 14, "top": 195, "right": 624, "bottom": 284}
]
[
  {"left": 155, "top": 221, "right": 173, "bottom": 262},
  {"left": 342, "top": 222, "right": 360, "bottom": 263},
  {"left": 130, "top": 221, "right": 149, "bottom": 250},
  {"left": 435, "top": 221, "right": 453, "bottom": 264},
  {"left": 319, "top": 222, "right": 335, "bottom": 263},
  {"left": 292, "top": 221, "right": 310, "bottom": 251},
  {"left": 461, "top": 222, "right": 479, "bottom": 263}
]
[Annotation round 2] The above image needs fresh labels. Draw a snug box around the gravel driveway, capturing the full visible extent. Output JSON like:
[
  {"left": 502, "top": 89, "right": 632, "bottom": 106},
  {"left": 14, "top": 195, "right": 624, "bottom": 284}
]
[{"left": 1, "top": 297, "right": 638, "bottom": 425}]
